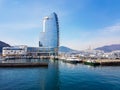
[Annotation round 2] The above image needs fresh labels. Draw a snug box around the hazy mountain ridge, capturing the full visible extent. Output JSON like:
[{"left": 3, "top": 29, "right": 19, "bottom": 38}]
[
  {"left": 0, "top": 41, "right": 10, "bottom": 53},
  {"left": 59, "top": 44, "right": 120, "bottom": 53},
  {"left": 59, "top": 46, "right": 77, "bottom": 53},
  {"left": 95, "top": 44, "right": 120, "bottom": 52}
]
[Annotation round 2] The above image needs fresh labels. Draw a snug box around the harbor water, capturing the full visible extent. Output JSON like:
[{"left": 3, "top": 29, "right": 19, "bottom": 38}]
[{"left": 0, "top": 59, "right": 120, "bottom": 90}]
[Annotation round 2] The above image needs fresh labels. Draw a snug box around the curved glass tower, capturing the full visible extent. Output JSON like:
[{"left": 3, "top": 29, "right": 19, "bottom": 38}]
[{"left": 39, "top": 12, "right": 59, "bottom": 56}]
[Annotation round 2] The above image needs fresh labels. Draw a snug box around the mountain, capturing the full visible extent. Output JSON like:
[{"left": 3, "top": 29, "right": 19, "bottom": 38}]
[
  {"left": 0, "top": 41, "right": 10, "bottom": 53},
  {"left": 95, "top": 44, "right": 120, "bottom": 52},
  {"left": 59, "top": 46, "right": 78, "bottom": 53}
]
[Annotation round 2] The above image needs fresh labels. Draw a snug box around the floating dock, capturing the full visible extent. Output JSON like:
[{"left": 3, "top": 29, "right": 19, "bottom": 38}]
[{"left": 0, "top": 62, "right": 48, "bottom": 67}]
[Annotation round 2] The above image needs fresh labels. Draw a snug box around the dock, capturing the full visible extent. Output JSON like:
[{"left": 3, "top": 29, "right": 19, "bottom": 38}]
[
  {"left": 83, "top": 59, "right": 120, "bottom": 66},
  {"left": 3, "top": 56, "right": 58, "bottom": 60},
  {"left": 99, "top": 59, "right": 120, "bottom": 66},
  {"left": 0, "top": 62, "right": 48, "bottom": 67}
]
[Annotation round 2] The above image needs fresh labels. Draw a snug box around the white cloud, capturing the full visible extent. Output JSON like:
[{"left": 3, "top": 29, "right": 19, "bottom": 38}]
[
  {"left": 61, "top": 36, "right": 120, "bottom": 50},
  {"left": 61, "top": 22, "right": 120, "bottom": 50},
  {"left": 103, "top": 23, "right": 120, "bottom": 32}
]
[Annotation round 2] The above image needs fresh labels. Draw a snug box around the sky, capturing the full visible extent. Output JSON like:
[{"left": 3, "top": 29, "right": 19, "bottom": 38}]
[{"left": 0, "top": 0, "right": 120, "bottom": 50}]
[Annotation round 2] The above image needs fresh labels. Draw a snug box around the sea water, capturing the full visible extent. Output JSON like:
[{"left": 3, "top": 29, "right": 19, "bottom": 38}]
[{"left": 0, "top": 60, "right": 120, "bottom": 90}]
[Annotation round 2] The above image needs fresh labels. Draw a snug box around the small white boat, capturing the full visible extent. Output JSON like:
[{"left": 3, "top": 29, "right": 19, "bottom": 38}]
[
  {"left": 60, "top": 56, "right": 66, "bottom": 60},
  {"left": 65, "top": 56, "right": 82, "bottom": 63},
  {"left": 86, "top": 59, "right": 95, "bottom": 63}
]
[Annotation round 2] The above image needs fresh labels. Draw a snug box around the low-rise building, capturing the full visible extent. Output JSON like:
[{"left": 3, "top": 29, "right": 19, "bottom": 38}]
[
  {"left": 2, "top": 45, "right": 27, "bottom": 56},
  {"left": 27, "top": 47, "right": 57, "bottom": 56},
  {"left": 109, "top": 50, "right": 120, "bottom": 59},
  {"left": 2, "top": 45, "right": 57, "bottom": 57},
  {"left": 79, "top": 49, "right": 104, "bottom": 59}
]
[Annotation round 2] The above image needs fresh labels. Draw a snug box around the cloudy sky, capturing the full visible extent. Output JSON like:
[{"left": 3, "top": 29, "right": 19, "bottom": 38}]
[{"left": 0, "top": 0, "right": 120, "bottom": 50}]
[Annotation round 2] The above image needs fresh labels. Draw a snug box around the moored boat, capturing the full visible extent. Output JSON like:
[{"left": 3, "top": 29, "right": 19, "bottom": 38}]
[
  {"left": 64, "top": 56, "right": 82, "bottom": 63},
  {"left": 84, "top": 59, "right": 100, "bottom": 66},
  {"left": 59, "top": 56, "right": 66, "bottom": 60}
]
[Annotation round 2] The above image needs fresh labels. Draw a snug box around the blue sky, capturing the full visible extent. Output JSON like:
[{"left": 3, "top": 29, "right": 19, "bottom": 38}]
[{"left": 0, "top": 0, "right": 120, "bottom": 50}]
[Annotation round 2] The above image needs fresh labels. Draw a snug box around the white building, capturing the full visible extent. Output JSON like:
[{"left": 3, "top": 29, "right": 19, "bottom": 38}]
[
  {"left": 2, "top": 45, "right": 27, "bottom": 56},
  {"left": 109, "top": 50, "right": 120, "bottom": 59},
  {"left": 2, "top": 45, "right": 56, "bottom": 57},
  {"left": 79, "top": 49, "right": 104, "bottom": 58},
  {"left": 102, "top": 50, "right": 120, "bottom": 59}
]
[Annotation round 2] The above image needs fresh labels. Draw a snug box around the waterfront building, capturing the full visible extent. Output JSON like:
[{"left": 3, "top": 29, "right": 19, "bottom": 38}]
[
  {"left": 2, "top": 45, "right": 27, "bottom": 56},
  {"left": 39, "top": 12, "right": 59, "bottom": 56},
  {"left": 78, "top": 50, "right": 104, "bottom": 59},
  {"left": 111, "top": 50, "right": 120, "bottom": 59},
  {"left": 2, "top": 46, "right": 58, "bottom": 59},
  {"left": 27, "top": 47, "right": 55, "bottom": 56},
  {"left": 104, "top": 50, "right": 120, "bottom": 59}
]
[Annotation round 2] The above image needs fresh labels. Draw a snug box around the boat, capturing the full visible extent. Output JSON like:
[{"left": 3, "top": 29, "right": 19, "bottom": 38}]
[
  {"left": 59, "top": 56, "right": 66, "bottom": 60},
  {"left": 64, "top": 56, "right": 82, "bottom": 63},
  {"left": 84, "top": 59, "right": 100, "bottom": 66}
]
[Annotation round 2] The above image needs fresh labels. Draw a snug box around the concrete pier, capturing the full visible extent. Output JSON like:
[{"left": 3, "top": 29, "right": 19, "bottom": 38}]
[
  {"left": 3, "top": 56, "right": 58, "bottom": 60},
  {"left": 0, "top": 62, "right": 48, "bottom": 67},
  {"left": 99, "top": 59, "right": 120, "bottom": 66},
  {"left": 83, "top": 59, "right": 120, "bottom": 66}
]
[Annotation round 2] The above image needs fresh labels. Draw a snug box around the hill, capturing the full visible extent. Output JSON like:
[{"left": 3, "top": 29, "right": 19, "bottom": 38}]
[
  {"left": 0, "top": 41, "right": 10, "bottom": 53},
  {"left": 95, "top": 44, "right": 120, "bottom": 52},
  {"left": 59, "top": 46, "right": 78, "bottom": 53}
]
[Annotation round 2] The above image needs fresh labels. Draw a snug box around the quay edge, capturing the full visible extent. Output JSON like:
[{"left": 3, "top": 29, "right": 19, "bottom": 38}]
[{"left": 0, "top": 62, "right": 48, "bottom": 67}]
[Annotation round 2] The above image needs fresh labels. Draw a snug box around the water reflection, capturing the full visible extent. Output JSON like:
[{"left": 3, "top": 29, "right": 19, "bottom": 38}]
[{"left": 63, "top": 63, "right": 78, "bottom": 69}]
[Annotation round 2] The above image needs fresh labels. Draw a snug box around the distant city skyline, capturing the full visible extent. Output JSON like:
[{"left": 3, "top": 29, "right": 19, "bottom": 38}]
[{"left": 0, "top": 0, "right": 120, "bottom": 50}]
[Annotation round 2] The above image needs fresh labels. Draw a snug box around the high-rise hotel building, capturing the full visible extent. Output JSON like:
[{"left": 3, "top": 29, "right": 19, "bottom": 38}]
[{"left": 39, "top": 12, "right": 59, "bottom": 56}]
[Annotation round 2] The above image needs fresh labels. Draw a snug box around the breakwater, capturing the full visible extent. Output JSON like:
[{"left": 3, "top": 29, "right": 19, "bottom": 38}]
[
  {"left": 60, "top": 58, "right": 120, "bottom": 66},
  {"left": 3, "top": 56, "right": 58, "bottom": 60},
  {"left": 83, "top": 59, "right": 120, "bottom": 66},
  {"left": 0, "top": 62, "right": 48, "bottom": 67}
]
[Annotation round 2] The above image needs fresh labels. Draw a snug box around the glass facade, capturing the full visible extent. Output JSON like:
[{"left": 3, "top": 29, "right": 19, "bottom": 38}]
[{"left": 39, "top": 12, "right": 59, "bottom": 55}]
